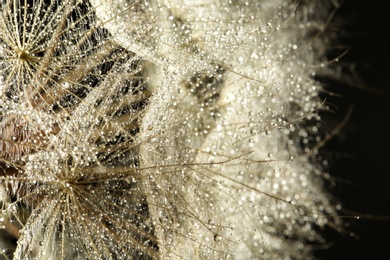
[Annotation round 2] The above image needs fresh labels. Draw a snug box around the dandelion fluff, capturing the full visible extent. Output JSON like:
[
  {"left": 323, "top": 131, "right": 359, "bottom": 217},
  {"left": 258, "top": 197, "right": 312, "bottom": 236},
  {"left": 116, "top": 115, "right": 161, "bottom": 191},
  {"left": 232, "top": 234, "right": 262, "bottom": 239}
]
[{"left": 1, "top": 0, "right": 342, "bottom": 259}]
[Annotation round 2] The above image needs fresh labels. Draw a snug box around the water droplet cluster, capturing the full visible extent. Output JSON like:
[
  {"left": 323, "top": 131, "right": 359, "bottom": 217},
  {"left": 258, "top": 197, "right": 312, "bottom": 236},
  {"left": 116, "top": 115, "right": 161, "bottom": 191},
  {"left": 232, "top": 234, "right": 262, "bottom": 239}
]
[{"left": 1, "top": 0, "right": 341, "bottom": 259}]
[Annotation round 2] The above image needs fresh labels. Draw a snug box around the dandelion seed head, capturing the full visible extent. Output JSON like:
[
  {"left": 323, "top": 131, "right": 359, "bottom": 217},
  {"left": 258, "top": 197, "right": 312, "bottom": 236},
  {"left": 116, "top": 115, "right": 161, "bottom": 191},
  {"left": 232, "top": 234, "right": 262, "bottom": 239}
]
[{"left": 0, "top": 0, "right": 344, "bottom": 259}]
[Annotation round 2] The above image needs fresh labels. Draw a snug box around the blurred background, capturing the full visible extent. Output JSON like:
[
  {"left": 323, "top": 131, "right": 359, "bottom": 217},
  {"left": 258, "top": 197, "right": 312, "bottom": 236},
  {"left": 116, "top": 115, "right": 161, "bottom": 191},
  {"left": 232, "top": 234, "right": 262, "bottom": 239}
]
[{"left": 315, "top": 1, "right": 390, "bottom": 259}]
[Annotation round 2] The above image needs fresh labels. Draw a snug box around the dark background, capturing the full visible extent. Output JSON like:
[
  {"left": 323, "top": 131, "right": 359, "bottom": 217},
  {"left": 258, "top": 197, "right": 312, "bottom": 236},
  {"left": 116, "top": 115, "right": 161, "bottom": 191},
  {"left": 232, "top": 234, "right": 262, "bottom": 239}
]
[{"left": 315, "top": 1, "right": 390, "bottom": 259}]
